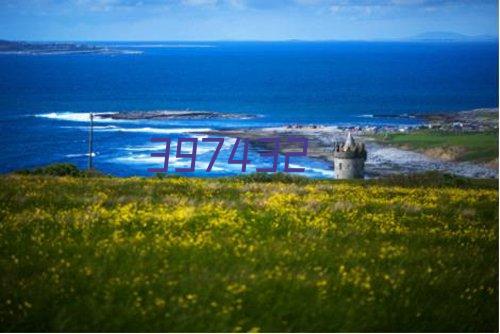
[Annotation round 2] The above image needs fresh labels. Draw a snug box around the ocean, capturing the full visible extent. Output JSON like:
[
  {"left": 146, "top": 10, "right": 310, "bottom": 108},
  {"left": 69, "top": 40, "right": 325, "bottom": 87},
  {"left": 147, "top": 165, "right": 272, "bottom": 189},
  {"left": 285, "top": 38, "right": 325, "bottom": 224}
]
[{"left": 0, "top": 41, "right": 498, "bottom": 177}]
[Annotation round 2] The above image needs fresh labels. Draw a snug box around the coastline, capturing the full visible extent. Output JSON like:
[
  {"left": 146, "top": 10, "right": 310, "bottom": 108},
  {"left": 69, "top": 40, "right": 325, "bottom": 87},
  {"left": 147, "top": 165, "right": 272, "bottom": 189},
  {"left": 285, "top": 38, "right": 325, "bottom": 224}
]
[
  {"left": 26, "top": 107, "right": 499, "bottom": 179},
  {"left": 192, "top": 107, "right": 498, "bottom": 178},
  {"left": 0, "top": 40, "right": 141, "bottom": 55}
]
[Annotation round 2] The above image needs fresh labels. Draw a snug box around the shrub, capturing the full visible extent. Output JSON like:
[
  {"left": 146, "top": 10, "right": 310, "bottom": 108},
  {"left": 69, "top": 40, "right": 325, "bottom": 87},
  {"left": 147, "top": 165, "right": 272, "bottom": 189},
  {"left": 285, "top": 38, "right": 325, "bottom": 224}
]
[{"left": 14, "top": 163, "right": 106, "bottom": 178}]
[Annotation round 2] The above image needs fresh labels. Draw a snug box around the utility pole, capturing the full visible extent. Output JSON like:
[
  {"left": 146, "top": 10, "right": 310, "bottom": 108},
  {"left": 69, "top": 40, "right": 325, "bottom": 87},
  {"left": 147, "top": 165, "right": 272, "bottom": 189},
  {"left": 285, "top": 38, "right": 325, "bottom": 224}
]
[{"left": 88, "top": 113, "right": 94, "bottom": 170}]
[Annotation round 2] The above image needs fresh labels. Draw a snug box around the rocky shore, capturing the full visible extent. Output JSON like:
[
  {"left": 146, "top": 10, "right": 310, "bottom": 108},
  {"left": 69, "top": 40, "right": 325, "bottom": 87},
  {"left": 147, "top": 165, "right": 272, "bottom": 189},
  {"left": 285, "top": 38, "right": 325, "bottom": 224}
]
[
  {"left": 414, "top": 108, "right": 498, "bottom": 132},
  {"left": 338, "top": 108, "right": 498, "bottom": 134},
  {"left": 96, "top": 107, "right": 496, "bottom": 178},
  {"left": 0, "top": 40, "right": 139, "bottom": 55},
  {"left": 196, "top": 108, "right": 498, "bottom": 178},
  {"left": 97, "top": 110, "right": 258, "bottom": 120}
]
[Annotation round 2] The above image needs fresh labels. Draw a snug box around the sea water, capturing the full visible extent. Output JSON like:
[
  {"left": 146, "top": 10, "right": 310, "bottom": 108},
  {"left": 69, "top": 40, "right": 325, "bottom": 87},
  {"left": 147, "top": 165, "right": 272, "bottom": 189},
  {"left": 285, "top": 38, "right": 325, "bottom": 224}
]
[{"left": 0, "top": 41, "right": 498, "bottom": 177}]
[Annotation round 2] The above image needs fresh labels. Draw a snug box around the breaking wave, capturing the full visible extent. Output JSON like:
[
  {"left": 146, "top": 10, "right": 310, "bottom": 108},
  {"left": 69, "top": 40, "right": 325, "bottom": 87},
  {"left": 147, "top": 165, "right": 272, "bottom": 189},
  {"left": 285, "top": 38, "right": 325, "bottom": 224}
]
[
  {"left": 36, "top": 112, "right": 118, "bottom": 123},
  {"left": 60, "top": 125, "right": 212, "bottom": 134}
]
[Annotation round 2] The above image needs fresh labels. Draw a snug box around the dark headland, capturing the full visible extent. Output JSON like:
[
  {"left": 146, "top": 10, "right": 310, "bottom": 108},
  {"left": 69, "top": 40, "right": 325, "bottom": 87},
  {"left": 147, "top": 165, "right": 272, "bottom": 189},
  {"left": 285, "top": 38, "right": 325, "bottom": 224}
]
[
  {"left": 0, "top": 40, "right": 138, "bottom": 55},
  {"left": 97, "top": 110, "right": 258, "bottom": 120}
]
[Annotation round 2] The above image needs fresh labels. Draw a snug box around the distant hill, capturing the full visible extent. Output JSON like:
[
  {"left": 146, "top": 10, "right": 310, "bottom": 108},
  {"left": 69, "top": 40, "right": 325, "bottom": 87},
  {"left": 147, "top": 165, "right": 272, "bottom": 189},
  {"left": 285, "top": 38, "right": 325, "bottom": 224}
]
[{"left": 409, "top": 32, "right": 498, "bottom": 42}]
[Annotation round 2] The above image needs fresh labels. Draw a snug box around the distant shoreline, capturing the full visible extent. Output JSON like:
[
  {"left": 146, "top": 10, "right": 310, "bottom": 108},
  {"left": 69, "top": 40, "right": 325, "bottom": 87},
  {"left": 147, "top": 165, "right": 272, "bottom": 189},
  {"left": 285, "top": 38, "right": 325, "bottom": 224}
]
[
  {"left": 0, "top": 40, "right": 140, "bottom": 55},
  {"left": 96, "top": 110, "right": 259, "bottom": 121}
]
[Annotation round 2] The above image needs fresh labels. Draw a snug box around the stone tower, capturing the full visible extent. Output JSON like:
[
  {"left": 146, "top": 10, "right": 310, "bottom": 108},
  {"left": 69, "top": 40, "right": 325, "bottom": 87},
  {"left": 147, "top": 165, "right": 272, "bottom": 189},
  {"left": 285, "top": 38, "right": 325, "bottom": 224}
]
[{"left": 333, "top": 132, "right": 367, "bottom": 179}]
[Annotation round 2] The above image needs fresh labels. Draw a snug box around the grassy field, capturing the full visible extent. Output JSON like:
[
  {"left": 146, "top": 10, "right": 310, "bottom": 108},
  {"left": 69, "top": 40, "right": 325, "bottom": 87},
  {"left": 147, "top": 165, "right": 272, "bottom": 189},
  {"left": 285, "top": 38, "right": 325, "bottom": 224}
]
[
  {"left": 375, "top": 130, "right": 498, "bottom": 162},
  {"left": 0, "top": 174, "right": 498, "bottom": 331}
]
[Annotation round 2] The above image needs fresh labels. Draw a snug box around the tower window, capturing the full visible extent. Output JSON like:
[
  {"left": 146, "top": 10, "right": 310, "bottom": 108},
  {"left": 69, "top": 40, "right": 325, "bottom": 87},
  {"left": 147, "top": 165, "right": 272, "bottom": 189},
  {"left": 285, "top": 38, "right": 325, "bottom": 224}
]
[{"left": 339, "top": 163, "right": 342, "bottom": 170}]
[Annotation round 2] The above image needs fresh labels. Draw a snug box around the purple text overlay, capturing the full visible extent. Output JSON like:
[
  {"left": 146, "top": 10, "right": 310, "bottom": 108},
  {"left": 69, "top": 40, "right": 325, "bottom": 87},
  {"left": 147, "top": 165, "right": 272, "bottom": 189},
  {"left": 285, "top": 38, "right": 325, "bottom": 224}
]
[{"left": 147, "top": 137, "right": 308, "bottom": 173}]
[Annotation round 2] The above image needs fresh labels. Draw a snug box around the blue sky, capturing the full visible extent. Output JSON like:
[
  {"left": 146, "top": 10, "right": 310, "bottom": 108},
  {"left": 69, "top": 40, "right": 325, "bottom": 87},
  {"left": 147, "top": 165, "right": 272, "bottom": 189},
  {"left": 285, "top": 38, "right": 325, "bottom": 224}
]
[{"left": 0, "top": 0, "right": 498, "bottom": 41}]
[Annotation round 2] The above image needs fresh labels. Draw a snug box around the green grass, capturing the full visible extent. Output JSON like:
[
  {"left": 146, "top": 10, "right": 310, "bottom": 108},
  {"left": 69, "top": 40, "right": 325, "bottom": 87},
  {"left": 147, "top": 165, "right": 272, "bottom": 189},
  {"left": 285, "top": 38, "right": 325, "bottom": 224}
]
[
  {"left": 376, "top": 130, "right": 498, "bottom": 162},
  {"left": 0, "top": 174, "right": 498, "bottom": 332}
]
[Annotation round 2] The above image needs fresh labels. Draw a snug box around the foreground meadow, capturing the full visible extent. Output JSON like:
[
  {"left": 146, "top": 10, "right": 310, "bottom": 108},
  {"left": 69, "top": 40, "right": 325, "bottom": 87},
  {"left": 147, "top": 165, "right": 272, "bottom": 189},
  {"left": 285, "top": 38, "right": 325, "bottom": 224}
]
[{"left": 0, "top": 174, "right": 498, "bottom": 332}]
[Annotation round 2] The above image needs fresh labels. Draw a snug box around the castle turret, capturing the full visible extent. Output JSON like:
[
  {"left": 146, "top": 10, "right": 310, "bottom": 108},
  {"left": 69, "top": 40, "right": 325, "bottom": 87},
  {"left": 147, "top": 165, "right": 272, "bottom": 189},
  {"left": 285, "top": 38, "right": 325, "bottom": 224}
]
[{"left": 332, "top": 132, "right": 367, "bottom": 179}]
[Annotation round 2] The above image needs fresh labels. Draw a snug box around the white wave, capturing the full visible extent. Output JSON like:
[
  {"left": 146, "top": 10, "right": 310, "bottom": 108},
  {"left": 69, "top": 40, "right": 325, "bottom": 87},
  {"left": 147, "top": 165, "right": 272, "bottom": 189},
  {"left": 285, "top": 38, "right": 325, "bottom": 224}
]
[
  {"left": 61, "top": 125, "right": 118, "bottom": 131},
  {"left": 111, "top": 44, "right": 215, "bottom": 48},
  {"left": 122, "top": 136, "right": 233, "bottom": 156},
  {"left": 65, "top": 153, "right": 96, "bottom": 158},
  {"left": 113, "top": 153, "right": 225, "bottom": 172},
  {"left": 285, "top": 163, "right": 307, "bottom": 171},
  {"left": 119, "top": 50, "right": 144, "bottom": 54},
  {"left": 112, "top": 127, "right": 212, "bottom": 134},
  {"left": 124, "top": 144, "right": 212, "bottom": 155},
  {"left": 123, "top": 143, "right": 168, "bottom": 152},
  {"left": 195, "top": 162, "right": 225, "bottom": 172},
  {"left": 60, "top": 124, "right": 212, "bottom": 134},
  {"left": 114, "top": 154, "right": 158, "bottom": 164},
  {"left": 356, "top": 114, "right": 374, "bottom": 118},
  {"left": 307, "top": 168, "right": 335, "bottom": 178},
  {"left": 287, "top": 163, "right": 334, "bottom": 178},
  {"left": 36, "top": 112, "right": 118, "bottom": 123}
]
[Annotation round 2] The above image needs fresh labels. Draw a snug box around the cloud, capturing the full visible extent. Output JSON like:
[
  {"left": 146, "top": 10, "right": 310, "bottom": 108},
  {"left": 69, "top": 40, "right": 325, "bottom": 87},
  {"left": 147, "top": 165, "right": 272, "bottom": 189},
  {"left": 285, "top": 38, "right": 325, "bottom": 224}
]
[
  {"left": 1, "top": 0, "right": 497, "bottom": 29},
  {"left": 323, "top": 0, "right": 497, "bottom": 18},
  {"left": 4, "top": 0, "right": 497, "bottom": 13},
  {"left": 182, "top": 0, "right": 218, "bottom": 6},
  {"left": 225, "top": 0, "right": 246, "bottom": 9}
]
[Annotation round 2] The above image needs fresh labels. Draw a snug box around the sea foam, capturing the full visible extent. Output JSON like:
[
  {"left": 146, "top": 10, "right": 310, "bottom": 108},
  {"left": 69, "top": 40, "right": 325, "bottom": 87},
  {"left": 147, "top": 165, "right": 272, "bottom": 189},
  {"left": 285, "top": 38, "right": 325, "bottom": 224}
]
[
  {"left": 36, "top": 112, "right": 118, "bottom": 123},
  {"left": 60, "top": 125, "right": 212, "bottom": 134}
]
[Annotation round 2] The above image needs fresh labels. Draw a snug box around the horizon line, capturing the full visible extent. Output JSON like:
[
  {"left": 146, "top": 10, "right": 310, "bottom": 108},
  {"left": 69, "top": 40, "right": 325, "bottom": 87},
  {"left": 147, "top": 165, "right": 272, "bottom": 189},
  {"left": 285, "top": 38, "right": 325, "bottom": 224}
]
[{"left": 3, "top": 37, "right": 499, "bottom": 43}]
